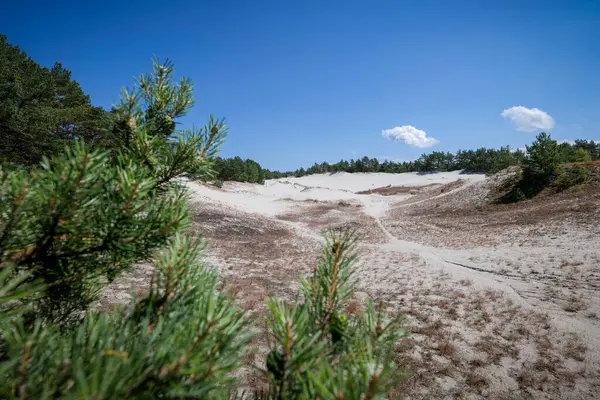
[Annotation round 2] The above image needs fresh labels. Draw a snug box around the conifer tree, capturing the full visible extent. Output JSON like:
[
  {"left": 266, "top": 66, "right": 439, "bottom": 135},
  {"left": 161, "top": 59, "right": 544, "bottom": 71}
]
[
  {"left": 523, "top": 132, "right": 560, "bottom": 188},
  {"left": 0, "top": 57, "right": 227, "bottom": 325},
  {"left": 0, "top": 35, "right": 112, "bottom": 165},
  {"left": 0, "top": 58, "right": 405, "bottom": 399},
  {"left": 259, "top": 229, "right": 405, "bottom": 399}
]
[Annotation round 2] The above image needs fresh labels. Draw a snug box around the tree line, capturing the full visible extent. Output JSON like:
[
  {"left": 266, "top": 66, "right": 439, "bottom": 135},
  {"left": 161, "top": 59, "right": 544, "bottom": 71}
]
[
  {"left": 3, "top": 31, "right": 598, "bottom": 188},
  {"left": 278, "top": 142, "right": 598, "bottom": 179},
  {"left": 212, "top": 156, "right": 267, "bottom": 184},
  {"left": 214, "top": 141, "right": 599, "bottom": 184}
]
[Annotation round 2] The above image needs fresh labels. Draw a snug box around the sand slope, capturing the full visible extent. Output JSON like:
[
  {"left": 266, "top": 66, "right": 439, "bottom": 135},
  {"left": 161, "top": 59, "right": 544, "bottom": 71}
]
[{"left": 102, "top": 170, "right": 600, "bottom": 398}]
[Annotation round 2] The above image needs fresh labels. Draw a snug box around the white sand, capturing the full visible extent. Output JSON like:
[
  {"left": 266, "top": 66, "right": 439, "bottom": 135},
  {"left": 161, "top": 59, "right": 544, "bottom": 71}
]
[
  {"left": 186, "top": 171, "right": 485, "bottom": 218},
  {"left": 101, "top": 170, "right": 599, "bottom": 398},
  {"left": 272, "top": 171, "right": 485, "bottom": 192},
  {"left": 179, "top": 170, "right": 600, "bottom": 398}
]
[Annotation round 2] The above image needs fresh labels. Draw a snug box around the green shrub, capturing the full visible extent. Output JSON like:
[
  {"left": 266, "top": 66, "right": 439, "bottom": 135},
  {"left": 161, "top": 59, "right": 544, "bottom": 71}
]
[
  {"left": 554, "top": 165, "right": 588, "bottom": 191},
  {"left": 0, "top": 58, "right": 226, "bottom": 325},
  {"left": 0, "top": 236, "right": 252, "bottom": 399},
  {"left": 0, "top": 145, "right": 190, "bottom": 325},
  {"left": 523, "top": 132, "right": 560, "bottom": 189},
  {"left": 499, "top": 133, "right": 561, "bottom": 203},
  {"left": 262, "top": 229, "right": 405, "bottom": 399},
  {"left": 574, "top": 148, "right": 592, "bottom": 162}
]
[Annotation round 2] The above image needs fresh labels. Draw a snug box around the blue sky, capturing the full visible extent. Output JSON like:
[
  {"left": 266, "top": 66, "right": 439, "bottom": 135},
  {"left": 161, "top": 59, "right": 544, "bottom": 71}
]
[{"left": 2, "top": 0, "right": 599, "bottom": 170}]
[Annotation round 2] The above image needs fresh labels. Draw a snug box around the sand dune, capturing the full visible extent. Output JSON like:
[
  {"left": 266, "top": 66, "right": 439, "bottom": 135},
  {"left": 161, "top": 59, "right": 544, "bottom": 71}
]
[{"left": 104, "top": 170, "right": 600, "bottom": 398}]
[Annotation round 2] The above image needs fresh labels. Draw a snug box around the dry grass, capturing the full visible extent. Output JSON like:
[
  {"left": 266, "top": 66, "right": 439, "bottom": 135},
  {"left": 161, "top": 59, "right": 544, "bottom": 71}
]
[
  {"left": 465, "top": 371, "right": 489, "bottom": 393},
  {"left": 563, "top": 294, "right": 589, "bottom": 313},
  {"left": 383, "top": 172, "right": 600, "bottom": 249},
  {"left": 275, "top": 200, "right": 389, "bottom": 243},
  {"left": 356, "top": 183, "right": 438, "bottom": 196}
]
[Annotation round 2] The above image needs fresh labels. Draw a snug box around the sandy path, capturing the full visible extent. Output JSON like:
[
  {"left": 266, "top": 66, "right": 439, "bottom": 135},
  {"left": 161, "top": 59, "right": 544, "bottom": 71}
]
[{"left": 368, "top": 216, "right": 600, "bottom": 354}]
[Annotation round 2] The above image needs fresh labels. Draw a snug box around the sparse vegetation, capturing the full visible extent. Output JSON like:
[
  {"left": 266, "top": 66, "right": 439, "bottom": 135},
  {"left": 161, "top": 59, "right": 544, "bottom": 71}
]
[{"left": 555, "top": 165, "right": 589, "bottom": 191}]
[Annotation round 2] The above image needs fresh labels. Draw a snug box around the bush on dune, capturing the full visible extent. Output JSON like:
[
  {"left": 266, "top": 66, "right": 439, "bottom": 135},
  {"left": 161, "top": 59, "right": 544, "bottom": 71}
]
[
  {"left": 554, "top": 165, "right": 589, "bottom": 191},
  {"left": 498, "top": 133, "right": 592, "bottom": 203}
]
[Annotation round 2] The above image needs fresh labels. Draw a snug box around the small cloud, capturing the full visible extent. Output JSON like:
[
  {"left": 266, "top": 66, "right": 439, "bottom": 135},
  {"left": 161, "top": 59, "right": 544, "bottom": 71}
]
[
  {"left": 557, "top": 139, "right": 576, "bottom": 145},
  {"left": 382, "top": 125, "right": 439, "bottom": 148},
  {"left": 501, "top": 106, "right": 555, "bottom": 132},
  {"left": 511, "top": 147, "right": 527, "bottom": 153}
]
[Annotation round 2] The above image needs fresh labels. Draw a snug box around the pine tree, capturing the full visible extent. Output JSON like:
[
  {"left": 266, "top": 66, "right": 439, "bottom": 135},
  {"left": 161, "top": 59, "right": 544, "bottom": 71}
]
[
  {"left": 523, "top": 132, "right": 560, "bottom": 188},
  {"left": 573, "top": 147, "right": 592, "bottom": 162},
  {"left": 260, "top": 229, "right": 404, "bottom": 399},
  {"left": 0, "top": 58, "right": 405, "bottom": 399},
  {"left": 0, "top": 57, "right": 227, "bottom": 325},
  {"left": 0, "top": 35, "right": 112, "bottom": 165},
  {"left": 0, "top": 144, "right": 190, "bottom": 325}
]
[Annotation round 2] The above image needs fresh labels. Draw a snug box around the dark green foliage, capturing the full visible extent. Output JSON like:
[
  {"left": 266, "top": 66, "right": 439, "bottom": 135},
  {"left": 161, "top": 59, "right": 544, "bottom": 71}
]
[
  {"left": 0, "top": 35, "right": 112, "bottom": 166},
  {"left": 498, "top": 134, "right": 559, "bottom": 202},
  {"left": 521, "top": 132, "right": 561, "bottom": 192},
  {"left": 555, "top": 142, "right": 596, "bottom": 163},
  {"left": 497, "top": 133, "right": 593, "bottom": 202},
  {"left": 245, "top": 159, "right": 263, "bottom": 183},
  {"left": 0, "top": 264, "right": 45, "bottom": 324},
  {"left": 573, "top": 147, "right": 592, "bottom": 162},
  {"left": 0, "top": 236, "right": 253, "bottom": 399},
  {"left": 554, "top": 165, "right": 589, "bottom": 191},
  {"left": 0, "top": 144, "right": 189, "bottom": 324},
  {"left": 574, "top": 139, "right": 600, "bottom": 160},
  {"left": 257, "top": 140, "right": 599, "bottom": 181},
  {"left": 213, "top": 156, "right": 266, "bottom": 184},
  {"left": 108, "top": 58, "right": 227, "bottom": 188},
  {"left": 259, "top": 229, "right": 405, "bottom": 399},
  {"left": 107, "top": 57, "right": 194, "bottom": 147},
  {"left": 329, "top": 311, "right": 348, "bottom": 343},
  {"left": 0, "top": 56, "right": 225, "bottom": 325},
  {"left": 124, "top": 118, "right": 227, "bottom": 191},
  {"left": 266, "top": 349, "right": 286, "bottom": 381},
  {"left": 261, "top": 146, "right": 532, "bottom": 179}
]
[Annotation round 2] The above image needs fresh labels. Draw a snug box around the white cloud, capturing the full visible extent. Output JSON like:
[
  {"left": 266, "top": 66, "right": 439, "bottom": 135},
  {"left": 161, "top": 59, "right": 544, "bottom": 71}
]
[
  {"left": 501, "top": 106, "right": 555, "bottom": 132},
  {"left": 381, "top": 125, "right": 439, "bottom": 148},
  {"left": 558, "top": 139, "right": 576, "bottom": 145},
  {"left": 511, "top": 147, "right": 527, "bottom": 153}
]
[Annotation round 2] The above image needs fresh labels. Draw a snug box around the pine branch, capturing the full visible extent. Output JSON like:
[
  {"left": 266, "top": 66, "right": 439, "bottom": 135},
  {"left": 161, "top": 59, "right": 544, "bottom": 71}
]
[{"left": 0, "top": 183, "right": 27, "bottom": 250}]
